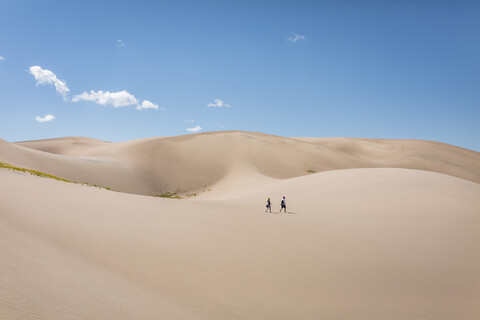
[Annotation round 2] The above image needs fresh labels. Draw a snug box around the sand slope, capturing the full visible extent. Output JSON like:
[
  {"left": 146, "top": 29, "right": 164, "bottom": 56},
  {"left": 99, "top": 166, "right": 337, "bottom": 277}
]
[
  {"left": 1, "top": 132, "right": 479, "bottom": 197},
  {"left": 15, "top": 136, "right": 111, "bottom": 157},
  {"left": 1, "top": 167, "right": 479, "bottom": 319},
  {"left": 1, "top": 132, "right": 479, "bottom": 319}
]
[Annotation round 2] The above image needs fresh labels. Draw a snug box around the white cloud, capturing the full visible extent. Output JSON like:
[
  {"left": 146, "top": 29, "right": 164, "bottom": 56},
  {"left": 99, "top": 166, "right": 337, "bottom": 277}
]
[
  {"left": 0, "top": 56, "right": 4, "bottom": 61},
  {"left": 29, "top": 65, "right": 70, "bottom": 100},
  {"left": 207, "top": 98, "right": 230, "bottom": 107},
  {"left": 72, "top": 90, "right": 138, "bottom": 107},
  {"left": 186, "top": 125, "right": 202, "bottom": 132},
  {"left": 287, "top": 33, "right": 305, "bottom": 43},
  {"left": 117, "top": 40, "right": 125, "bottom": 47},
  {"left": 35, "top": 114, "right": 55, "bottom": 123},
  {"left": 184, "top": 120, "right": 194, "bottom": 123},
  {"left": 136, "top": 100, "right": 159, "bottom": 110}
]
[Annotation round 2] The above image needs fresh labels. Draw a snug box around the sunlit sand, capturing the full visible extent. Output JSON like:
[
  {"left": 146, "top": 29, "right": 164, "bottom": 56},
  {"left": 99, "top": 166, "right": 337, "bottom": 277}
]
[{"left": 1, "top": 131, "right": 479, "bottom": 319}]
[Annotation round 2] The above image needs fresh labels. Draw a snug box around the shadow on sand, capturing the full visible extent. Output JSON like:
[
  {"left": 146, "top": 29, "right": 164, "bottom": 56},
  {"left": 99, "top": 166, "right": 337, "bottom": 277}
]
[{"left": 267, "top": 211, "right": 295, "bottom": 214}]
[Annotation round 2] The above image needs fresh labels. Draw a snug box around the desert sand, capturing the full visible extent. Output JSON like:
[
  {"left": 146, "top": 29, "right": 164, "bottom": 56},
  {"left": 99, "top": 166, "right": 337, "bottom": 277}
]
[{"left": 1, "top": 131, "right": 479, "bottom": 319}]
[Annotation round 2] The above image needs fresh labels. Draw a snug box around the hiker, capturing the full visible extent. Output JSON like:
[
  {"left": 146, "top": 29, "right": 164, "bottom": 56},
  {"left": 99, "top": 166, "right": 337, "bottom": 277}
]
[
  {"left": 280, "top": 196, "right": 286, "bottom": 213},
  {"left": 265, "top": 197, "right": 271, "bottom": 212}
]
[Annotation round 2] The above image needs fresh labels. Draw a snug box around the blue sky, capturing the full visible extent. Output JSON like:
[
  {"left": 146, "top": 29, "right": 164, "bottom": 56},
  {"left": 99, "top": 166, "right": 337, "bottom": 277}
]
[{"left": 1, "top": 0, "right": 479, "bottom": 150}]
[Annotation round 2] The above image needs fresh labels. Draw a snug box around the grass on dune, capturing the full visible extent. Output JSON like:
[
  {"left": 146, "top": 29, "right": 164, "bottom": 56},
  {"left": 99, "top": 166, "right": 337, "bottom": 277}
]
[
  {"left": 1, "top": 161, "right": 204, "bottom": 198},
  {"left": 0, "top": 161, "right": 111, "bottom": 191},
  {"left": 150, "top": 190, "right": 199, "bottom": 199},
  {"left": 153, "top": 191, "right": 183, "bottom": 199}
]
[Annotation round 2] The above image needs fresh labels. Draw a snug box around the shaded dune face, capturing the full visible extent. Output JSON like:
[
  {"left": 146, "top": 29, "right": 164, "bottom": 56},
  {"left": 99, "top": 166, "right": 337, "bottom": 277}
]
[{"left": 1, "top": 131, "right": 479, "bottom": 196}]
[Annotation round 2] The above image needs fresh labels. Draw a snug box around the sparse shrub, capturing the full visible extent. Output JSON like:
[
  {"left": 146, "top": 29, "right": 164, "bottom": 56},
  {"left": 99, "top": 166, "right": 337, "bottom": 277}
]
[{"left": 154, "top": 191, "right": 182, "bottom": 199}]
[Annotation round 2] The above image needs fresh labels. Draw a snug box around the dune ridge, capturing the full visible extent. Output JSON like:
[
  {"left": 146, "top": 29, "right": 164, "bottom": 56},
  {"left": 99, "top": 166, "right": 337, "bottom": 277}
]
[{"left": 2, "top": 131, "right": 479, "bottom": 197}]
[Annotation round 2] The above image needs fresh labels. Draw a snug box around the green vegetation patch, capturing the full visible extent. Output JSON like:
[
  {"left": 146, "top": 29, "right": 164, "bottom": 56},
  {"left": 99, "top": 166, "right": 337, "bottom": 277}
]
[
  {"left": 0, "top": 161, "right": 73, "bottom": 183},
  {"left": 307, "top": 169, "right": 316, "bottom": 174},
  {"left": 152, "top": 191, "right": 182, "bottom": 199},
  {"left": 151, "top": 189, "right": 201, "bottom": 199},
  {"left": 0, "top": 161, "right": 112, "bottom": 191}
]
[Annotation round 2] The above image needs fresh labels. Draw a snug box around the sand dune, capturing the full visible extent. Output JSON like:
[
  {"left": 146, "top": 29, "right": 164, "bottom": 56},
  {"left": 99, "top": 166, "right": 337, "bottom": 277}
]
[
  {"left": 1, "top": 167, "right": 479, "bottom": 319},
  {"left": 15, "top": 136, "right": 111, "bottom": 157},
  {"left": 1, "top": 131, "right": 479, "bottom": 319},
  {"left": 1, "top": 131, "right": 479, "bottom": 197}
]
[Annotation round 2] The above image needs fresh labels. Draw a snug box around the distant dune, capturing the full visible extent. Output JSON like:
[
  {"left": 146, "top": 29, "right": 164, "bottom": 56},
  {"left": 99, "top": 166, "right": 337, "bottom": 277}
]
[
  {"left": 1, "top": 132, "right": 479, "bottom": 319},
  {"left": 2, "top": 131, "right": 480, "bottom": 197}
]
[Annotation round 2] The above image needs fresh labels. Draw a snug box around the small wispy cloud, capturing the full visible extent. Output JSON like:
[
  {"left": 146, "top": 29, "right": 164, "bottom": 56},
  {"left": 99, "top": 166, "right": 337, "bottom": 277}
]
[
  {"left": 186, "top": 125, "right": 202, "bottom": 132},
  {"left": 136, "top": 100, "right": 159, "bottom": 110},
  {"left": 207, "top": 98, "right": 230, "bottom": 107},
  {"left": 184, "top": 120, "right": 194, "bottom": 123},
  {"left": 0, "top": 56, "right": 5, "bottom": 61},
  {"left": 72, "top": 90, "right": 138, "bottom": 107},
  {"left": 29, "top": 66, "right": 69, "bottom": 100},
  {"left": 35, "top": 114, "right": 55, "bottom": 123},
  {"left": 287, "top": 33, "right": 305, "bottom": 43},
  {"left": 117, "top": 39, "right": 125, "bottom": 47}
]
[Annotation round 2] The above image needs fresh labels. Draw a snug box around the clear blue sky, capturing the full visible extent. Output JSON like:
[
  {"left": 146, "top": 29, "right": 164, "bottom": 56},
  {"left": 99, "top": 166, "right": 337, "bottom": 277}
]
[{"left": 1, "top": 0, "right": 479, "bottom": 150}]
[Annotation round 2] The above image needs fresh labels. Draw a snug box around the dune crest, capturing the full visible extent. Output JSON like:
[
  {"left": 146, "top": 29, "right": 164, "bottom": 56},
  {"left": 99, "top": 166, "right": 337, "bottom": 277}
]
[{"left": 0, "top": 131, "right": 478, "bottom": 197}]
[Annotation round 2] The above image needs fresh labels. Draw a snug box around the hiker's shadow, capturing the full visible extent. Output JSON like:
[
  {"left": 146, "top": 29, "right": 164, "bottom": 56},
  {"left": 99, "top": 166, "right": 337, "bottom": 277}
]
[{"left": 271, "top": 211, "right": 296, "bottom": 214}]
